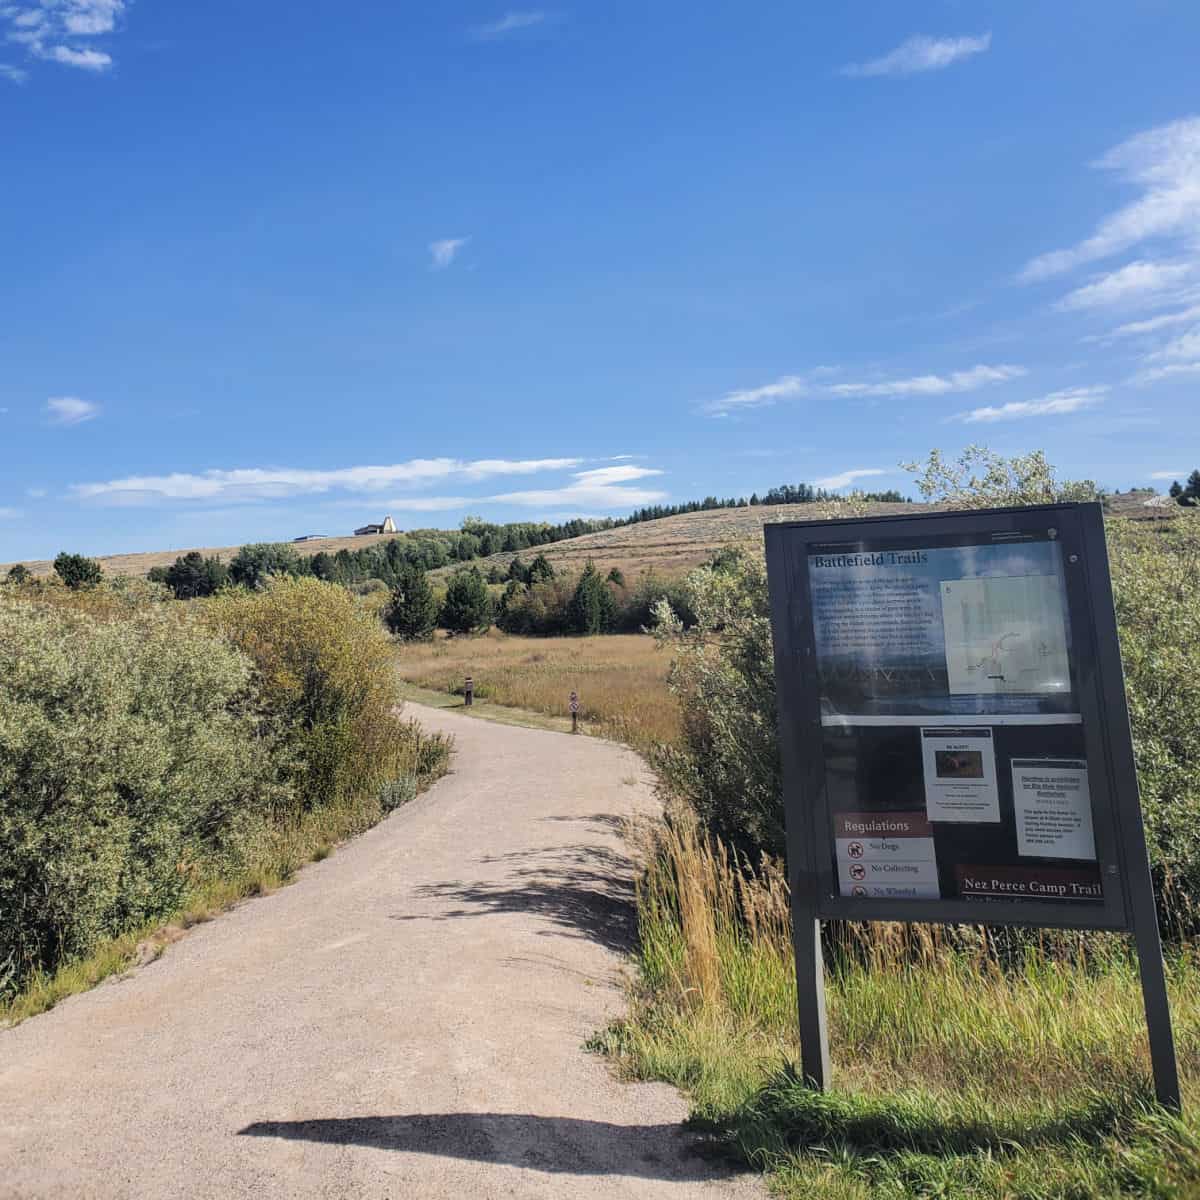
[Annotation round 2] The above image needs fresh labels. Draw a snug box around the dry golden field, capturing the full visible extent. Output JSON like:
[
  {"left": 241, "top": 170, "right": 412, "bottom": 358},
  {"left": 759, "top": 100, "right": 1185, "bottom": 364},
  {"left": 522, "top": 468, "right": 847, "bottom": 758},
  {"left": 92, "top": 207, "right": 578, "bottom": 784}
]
[{"left": 394, "top": 630, "right": 681, "bottom": 750}]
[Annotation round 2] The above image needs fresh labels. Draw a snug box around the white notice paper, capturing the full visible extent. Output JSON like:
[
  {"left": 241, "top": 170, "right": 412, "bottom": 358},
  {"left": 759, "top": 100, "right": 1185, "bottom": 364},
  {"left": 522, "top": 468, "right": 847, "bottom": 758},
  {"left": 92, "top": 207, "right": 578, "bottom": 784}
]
[
  {"left": 1011, "top": 758, "right": 1096, "bottom": 860},
  {"left": 920, "top": 728, "right": 1000, "bottom": 823}
]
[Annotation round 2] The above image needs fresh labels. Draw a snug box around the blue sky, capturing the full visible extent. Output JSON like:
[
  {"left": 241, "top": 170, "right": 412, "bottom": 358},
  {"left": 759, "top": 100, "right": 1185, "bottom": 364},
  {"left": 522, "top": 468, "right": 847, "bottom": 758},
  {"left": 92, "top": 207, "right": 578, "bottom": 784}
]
[{"left": 2, "top": 1, "right": 1199, "bottom": 562}]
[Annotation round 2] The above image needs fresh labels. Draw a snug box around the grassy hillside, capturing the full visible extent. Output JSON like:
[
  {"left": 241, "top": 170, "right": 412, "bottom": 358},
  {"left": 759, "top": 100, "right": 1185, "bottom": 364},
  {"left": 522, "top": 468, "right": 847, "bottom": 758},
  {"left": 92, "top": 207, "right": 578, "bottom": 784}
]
[
  {"left": 432, "top": 490, "right": 1179, "bottom": 582},
  {"left": 430, "top": 500, "right": 914, "bottom": 582},
  {"left": 1, "top": 489, "right": 1178, "bottom": 581}
]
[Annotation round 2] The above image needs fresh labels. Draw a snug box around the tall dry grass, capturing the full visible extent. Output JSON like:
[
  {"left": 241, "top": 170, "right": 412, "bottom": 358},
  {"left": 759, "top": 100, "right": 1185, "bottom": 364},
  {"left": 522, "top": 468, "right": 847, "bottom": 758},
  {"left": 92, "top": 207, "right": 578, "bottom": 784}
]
[
  {"left": 394, "top": 630, "right": 681, "bottom": 750},
  {"left": 601, "top": 820, "right": 1200, "bottom": 1196}
]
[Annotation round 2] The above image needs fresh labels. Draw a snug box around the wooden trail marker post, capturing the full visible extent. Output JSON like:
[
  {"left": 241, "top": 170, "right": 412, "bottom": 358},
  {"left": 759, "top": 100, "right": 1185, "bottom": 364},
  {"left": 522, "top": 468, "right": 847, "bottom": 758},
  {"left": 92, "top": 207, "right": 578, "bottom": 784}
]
[
  {"left": 464, "top": 676, "right": 474, "bottom": 707},
  {"left": 570, "top": 690, "right": 579, "bottom": 734},
  {"left": 764, "top": 503, "right": 1180, "bottom": 1110}
]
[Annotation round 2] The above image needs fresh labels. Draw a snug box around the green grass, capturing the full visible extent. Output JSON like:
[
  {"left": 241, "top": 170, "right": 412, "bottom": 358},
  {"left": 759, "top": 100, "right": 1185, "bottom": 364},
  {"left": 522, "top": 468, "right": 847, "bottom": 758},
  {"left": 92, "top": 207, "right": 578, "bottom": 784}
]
[{"left": 597, "top": 822, "right": 1200, "bottom": 1198}]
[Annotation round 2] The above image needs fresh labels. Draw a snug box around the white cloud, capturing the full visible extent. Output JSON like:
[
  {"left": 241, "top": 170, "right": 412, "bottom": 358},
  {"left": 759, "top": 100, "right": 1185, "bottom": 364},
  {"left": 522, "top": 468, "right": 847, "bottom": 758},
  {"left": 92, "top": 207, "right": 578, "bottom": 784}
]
[
  {"left": 1093, "top": 303, "right": 1200, "bottom": 341},
  {"left": 826, "top": 364, "right": 1025, "bottom": 397},
  {"left": 1150, "top": 470, "right": 1189, "bottom": 480},
  {"left": 706, "top": 375, "right": 811, "bottom": 414},
  {"left": 371, "top": 496, "right": 475, "bottom": 513},
  {"left": 954, "top": 386, "right": 1107, "bottom": 424},
  {"left": 1135, "top": 361, "right": 1200, "bottom": 384},
  {"left": 26, "top": 487, "right": 47, "bottom": 499},
  {"left": 1056, "top": 260, "right": 1194, "bottom": 311},
  {"left": 841, "top": 33, "right": 991, "bottom": 78},
  {"left": 1128, "top": 312, "right": 1200, "bottom": 383},
  {"left": 1020, "top": 117, "right": 1200, "bottom": 283},
  {"left": 0, "top": 507, "right": 20, "bottom": 520},
  {"left": 490, "top": 465, "right": 666, "bottom": 509},
  {"left": 48, "top": 44, "right": 110, "bottom": 69},
  {"left": 63, "top": 0, "right": 123, "bottom": 35},
  {"left": 429, "top": 237, "right": 469, "bottom": 269},
  {"left": 471, "top": 11, "right": 545, "bottom": 38},
  {"left": 71, "top": 457, "right": 585, "bottom": 504},
  {"left": 813, "top": 468, "right": 888, "bottom": 490},
  {"left": 0, "top": 63, "right": 28, "bottom": 83},
  {"left": 3, "top": 1, "right": 125, "bottom": 74},
  {"left": 705, "top": 363, "right": 1023, "bottom": 415},
  {"left": 45, "top": 396, "right": 99, "bottom": 426},
  {"left": 1147, "top": 327, "right": 1200, "bottom": 363}
]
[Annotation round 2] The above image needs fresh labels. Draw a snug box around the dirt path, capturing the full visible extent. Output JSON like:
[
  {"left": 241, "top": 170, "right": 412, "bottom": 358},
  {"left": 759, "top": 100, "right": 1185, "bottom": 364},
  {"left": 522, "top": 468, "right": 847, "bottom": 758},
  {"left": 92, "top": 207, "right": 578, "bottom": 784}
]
[{"left": 0, "top": 704, "right": 757, "bottom": 1199}]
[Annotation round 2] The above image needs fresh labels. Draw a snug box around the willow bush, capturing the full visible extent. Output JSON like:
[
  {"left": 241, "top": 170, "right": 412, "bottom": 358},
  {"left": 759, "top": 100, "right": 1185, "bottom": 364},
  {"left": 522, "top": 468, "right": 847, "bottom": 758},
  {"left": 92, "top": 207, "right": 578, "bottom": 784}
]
[
  {"left": 0, "top": 598, "right": 290, "bottom": 991},
  {"left": 203, "top": 575, "right": 427, "bottom": 812},
  {"left": 1, "top": 575, "right": 451, "bottom": 999}
]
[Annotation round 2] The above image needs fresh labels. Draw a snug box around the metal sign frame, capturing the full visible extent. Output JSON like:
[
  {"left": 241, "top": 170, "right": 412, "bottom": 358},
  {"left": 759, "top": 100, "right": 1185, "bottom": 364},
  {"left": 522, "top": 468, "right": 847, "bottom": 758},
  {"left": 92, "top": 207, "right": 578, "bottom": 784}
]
[{"left": 763, "top": 502, "right": 1179, "bottom": 1109}]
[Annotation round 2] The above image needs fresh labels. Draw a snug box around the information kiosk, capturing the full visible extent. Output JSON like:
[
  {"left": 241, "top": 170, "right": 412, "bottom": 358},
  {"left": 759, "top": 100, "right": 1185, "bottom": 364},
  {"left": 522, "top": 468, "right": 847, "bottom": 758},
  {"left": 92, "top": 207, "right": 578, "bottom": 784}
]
[{"left": 764, "top": 503, "right": 1179, "bottom": 1109}]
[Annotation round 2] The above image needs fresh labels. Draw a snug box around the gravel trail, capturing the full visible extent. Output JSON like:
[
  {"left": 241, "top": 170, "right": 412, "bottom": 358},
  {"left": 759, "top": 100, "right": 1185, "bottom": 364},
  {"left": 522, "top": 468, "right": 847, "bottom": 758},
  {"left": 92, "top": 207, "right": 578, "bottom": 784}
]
[{"left": 0, "top": 703, "right": 758, "bottom": 1199}]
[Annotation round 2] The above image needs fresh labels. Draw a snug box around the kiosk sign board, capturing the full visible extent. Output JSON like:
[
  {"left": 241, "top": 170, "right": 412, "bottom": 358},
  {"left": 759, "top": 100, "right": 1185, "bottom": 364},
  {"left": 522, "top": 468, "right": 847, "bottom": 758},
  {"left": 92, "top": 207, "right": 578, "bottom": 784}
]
[{"left": 764, "top": 503, "right": 1179, "bottom": 1106}]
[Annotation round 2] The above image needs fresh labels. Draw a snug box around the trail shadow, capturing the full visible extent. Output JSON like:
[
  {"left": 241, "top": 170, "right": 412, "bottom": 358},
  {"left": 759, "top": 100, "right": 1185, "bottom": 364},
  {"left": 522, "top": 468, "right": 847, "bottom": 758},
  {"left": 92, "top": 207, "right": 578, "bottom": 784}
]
[
  {"left": 541, "top": 813, "right": 628, "bottom": 832},
  {"left": 393, "top": 841, "right": 638, "bottom": 955},
  {"left": 239, "top": 1113, "right": 738, "bottom": 1181}
]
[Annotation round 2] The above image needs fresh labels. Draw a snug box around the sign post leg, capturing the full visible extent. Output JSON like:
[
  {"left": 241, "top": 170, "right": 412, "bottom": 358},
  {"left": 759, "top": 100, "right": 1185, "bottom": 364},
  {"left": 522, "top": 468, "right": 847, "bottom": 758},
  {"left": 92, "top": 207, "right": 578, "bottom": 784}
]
[
  {"left": 792, "top": 915, "right": 830, "bottom": 1090},
  {"left": 1132, "top": 899, "right": 1181, "bottom": 1111}
]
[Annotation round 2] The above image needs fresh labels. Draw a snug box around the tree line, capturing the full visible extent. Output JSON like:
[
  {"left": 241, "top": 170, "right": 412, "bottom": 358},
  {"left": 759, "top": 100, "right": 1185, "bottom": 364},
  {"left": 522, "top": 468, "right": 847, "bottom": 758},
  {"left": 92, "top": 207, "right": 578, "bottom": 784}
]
[
  {"left": 384, "top": 553, "right": 701, "bottom": 641},
  {"left": 4, "top": 478, "right": 912, "bottom": 598}
]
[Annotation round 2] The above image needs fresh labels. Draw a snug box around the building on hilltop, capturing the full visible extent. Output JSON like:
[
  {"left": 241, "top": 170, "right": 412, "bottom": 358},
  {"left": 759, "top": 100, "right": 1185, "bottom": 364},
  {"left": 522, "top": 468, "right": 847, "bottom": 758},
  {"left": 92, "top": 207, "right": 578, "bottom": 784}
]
[{"left": 354, "top": 515, "right": 397, "bottom": 536}]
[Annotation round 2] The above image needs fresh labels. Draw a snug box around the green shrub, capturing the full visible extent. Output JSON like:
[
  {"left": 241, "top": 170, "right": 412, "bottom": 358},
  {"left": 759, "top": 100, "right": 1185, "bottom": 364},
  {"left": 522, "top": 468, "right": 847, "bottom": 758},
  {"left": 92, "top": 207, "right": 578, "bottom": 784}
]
[
  {"left": 228, "top": 542, "right": 302, "bottom": 589},
  {"left": 204, "top": 576, "right": 415, "bottom": 810},
  {"left": 495, "top": 576, "right": 575, "bottom": 635},
  {"left": 5, "top": 564, "right": 30, "bottom": 586},
  {"left": 0, "top": 597, "right": 290, "bottom": 992},
  {"left": 901, "top": 445, "right": 1102, "bottom": 507},
  {"left": 651, "top": 550, "right": 784, "bottom": 857},
  {"left": 52, "top": 552, "right": 102, "bottom": 590},
  {"left": 615, "top": 569, "right": 696, "bottom": 632},
  {"left": 1107, "top": 518, "right": 1200, "bottom": 928}
]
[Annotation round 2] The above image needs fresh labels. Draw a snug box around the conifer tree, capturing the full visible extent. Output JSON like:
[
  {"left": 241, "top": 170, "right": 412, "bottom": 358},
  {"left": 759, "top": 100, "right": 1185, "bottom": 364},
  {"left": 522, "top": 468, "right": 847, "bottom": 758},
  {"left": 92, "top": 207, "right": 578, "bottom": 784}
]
[
  {"left": 439, "top": 567, "right": 493, "bottom": 634},
  {"left": 385, "top": 563, "right": 439, "bottom": 640},
  {"left": 569, "top": 561, "right": 616, "bottom": 635}
]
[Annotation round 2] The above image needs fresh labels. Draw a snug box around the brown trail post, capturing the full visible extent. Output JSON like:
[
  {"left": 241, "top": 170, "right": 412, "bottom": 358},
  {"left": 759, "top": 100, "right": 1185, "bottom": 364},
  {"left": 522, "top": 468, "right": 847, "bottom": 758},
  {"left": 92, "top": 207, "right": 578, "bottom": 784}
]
[
  {"left": 570, "top": 690, "right": 579, "bottom": 734},
  {"left": 464, "top": 676, "right": 473, "bottom": 707}
]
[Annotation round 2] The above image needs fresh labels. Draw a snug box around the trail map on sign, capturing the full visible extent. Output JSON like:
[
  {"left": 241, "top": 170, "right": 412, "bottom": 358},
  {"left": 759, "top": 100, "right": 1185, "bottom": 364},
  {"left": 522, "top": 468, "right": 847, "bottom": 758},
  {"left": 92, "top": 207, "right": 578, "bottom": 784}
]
[{"left": 941, "top": 575, "right": 1070, "bottom": 696}]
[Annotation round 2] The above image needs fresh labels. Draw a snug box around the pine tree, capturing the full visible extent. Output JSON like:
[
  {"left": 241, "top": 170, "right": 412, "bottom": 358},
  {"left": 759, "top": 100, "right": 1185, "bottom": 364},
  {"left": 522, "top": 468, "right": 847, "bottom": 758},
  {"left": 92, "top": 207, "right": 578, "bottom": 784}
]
[
  {"left": 528, "top": 553, "right": 555, "bottom": 584},
  {"left": 1185, "top": 469, "right": 1200, "bottom": 503},
  {"left": 385, "top": 563, "right": 439, "bottom": 640},
  {"left": 569, "top": 561, "right": 616, "bottom": 635},
  {"left": 439, "top": 567, "right": 493, "bottom": 634},
  {"left": 1170, "top": 481, "right": 1184, "bottom": 500},
  {"left": 164, "top": 551, "right": 229, "bottom": 599}
]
